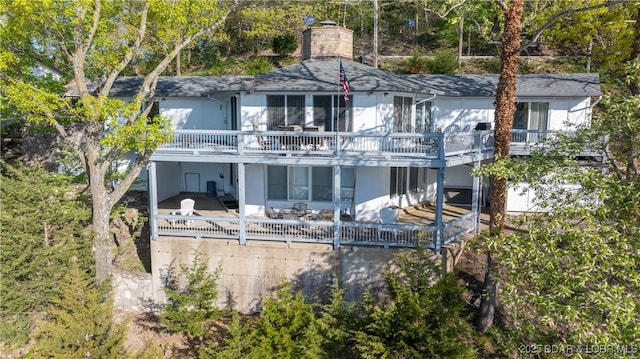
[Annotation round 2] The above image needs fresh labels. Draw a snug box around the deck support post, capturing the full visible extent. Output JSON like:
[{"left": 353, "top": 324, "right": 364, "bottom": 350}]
[
  {"left": 148, "top": 161, "right": 159, "bottom": 240},
  {"left": 472, "top": 160, "right": 481, "bottom": 233},
  {"left": 434, "top": 167, "right": 445, "bottom": 254},
  {"left": 238, "top": 162, "right": 246, "bottom": 245},
  {"left": 333, "top": 165, "right": 342, "bottom": 250}
]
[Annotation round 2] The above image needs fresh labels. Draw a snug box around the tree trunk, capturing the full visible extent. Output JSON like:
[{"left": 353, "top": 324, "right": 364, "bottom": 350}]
[
  {"left": 87, "top": 160, "right": 115, "bottom": 282},
  {"left": 477, "top": 0, "right": 524, "bottom": 333},
  {"left": 476, "top": 253, "right": 497, "bottom": 333},
  {"left": 373, "top": 0, "right": 379, "bottom": 68},
  {"left": 490, "top": 0, "right": 523, "bottom": 235},
  {"left": 630, "top": 6, "right": 640, "bottom": 95},
  {"left": 458, "top": 16, "right": 464, "bottom": 67},
  {"left": 176, "top": 49, "right": 181, "bottom": 76}
]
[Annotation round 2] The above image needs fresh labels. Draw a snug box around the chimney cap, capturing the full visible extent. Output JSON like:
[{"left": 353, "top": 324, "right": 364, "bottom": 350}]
[{"left": 320, "top": 20, "right": 337, "bottom": 26}]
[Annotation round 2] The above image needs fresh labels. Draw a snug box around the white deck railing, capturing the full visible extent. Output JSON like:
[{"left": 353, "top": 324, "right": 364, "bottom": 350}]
[
  {"left": 156, "top": 130, "right": 495, "bottom": 159},
  {"left": 155, "top": 212, "right": 470, "bottom": 250}
]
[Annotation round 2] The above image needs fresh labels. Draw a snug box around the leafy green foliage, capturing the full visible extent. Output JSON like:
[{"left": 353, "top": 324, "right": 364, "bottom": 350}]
[
  {"left": 28, "top": 259, "right": 127, "bottom": 358},
  {"left": 0, "top": 163, "right": 92, "bottom": 348},
  {"left": 160, "top": 251, "right": 225, "bottom": 356},
  {"left": 402, "top": 48, "right": 428, "bottom": 74},
  {"left": 272, "top": 33, "right": 298, "bottom": 57},
  {"left": 426, "top": 48, "right": 458, "bottom": 74},
  {"left": 479, "top": 82, "right": 640, "bottom": 355},
  {"left": 353, "top": 247, "right": 476, "bottom": 359},
  {"left": 244, "top": 56, "right": 274, "bottom": 75},
  {"left": 211, "top": 282, "right": 327, "bottom": 358}
]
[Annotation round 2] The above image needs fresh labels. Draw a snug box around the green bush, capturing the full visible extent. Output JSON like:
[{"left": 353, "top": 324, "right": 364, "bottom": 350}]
[
  {"left": 272, "top": 33, "right": 298, "bottom": 57},
  {"left": 353, "top": 247, "right": 477, "bottom": 359},
  {"left": 244, "top": 56, "right": 274, "bottom": 75},
  {"left": 29, "top": 259, "right": 127, "bottom": 358},
  {"left": 403, "top": 48, "right": 428, "bottom": 74},
  {"left": 426, "top": 48, "right": 458, "bottom": 74},
  {"left": 160, "top": 250, "right": 224, "bottom": 356},
  {"left": 210, "top": 283, "right": 327, "bottom": 359},
  {"left": 0, "top": 163, "right": 92, "bottom": 349}
]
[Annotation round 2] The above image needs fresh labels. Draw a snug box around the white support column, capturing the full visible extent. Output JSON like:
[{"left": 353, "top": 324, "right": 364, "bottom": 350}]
[
  {"left": 333, "top": 165, "right": 341, "bottom": 250},
  {"left": 238, "top": 163, "right": 246, "bottom": 245},
  {"left": 434, "top": 166, "right": 445, "bottom": 254},
  {"left": 148, "top": 161, "right": 159, "bottom": 240},
  {"left": 471, "top": 161, "right": 481, "bottom": 233}
]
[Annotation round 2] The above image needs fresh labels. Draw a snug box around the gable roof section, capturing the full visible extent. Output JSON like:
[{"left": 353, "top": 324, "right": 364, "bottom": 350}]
[
  {"left": 238, "top": 58, "right": 426, "bottom": 93},
  {"left": 404, "top": 73, "right": 602, "bottom": 97}
]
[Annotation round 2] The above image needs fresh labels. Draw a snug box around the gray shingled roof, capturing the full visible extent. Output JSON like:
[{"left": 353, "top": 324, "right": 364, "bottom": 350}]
[
  {"left": 104, "top": 76, "right": 250, "bottom": 97},
  {"left": 236, "top": 58, "right": 426, "bottom": 93},
  {"left": 74, "top": 60, "right": 601, "bottom": 98},
  {"left": 404, "top": 73, "right": 602, "bottom": 97}
]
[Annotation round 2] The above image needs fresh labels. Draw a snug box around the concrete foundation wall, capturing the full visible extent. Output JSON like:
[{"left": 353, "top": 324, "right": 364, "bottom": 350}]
[{"left": 150, "top": 237, "right": 421, "bottom": 313}]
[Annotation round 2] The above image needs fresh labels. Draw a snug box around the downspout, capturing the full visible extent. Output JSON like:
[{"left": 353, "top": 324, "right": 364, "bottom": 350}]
[
  {"left": 588, "top": 95, "right": 603, "bottom": 127},
  {"left": 415, "top": 93, "right": 437, "bottom": 106}
]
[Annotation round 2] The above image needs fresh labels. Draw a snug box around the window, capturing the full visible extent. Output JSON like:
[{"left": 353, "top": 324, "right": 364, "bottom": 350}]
[
  {"left": 513, "top": 102, "right": 549, "bottom": 143},
  {"left": 313, "top": 95, "right": 353, "bottom": 132},
  {"left": 149, "top": 101, "right": 160, "bottom": 118},
  {"left": 288, "top": 167, "right": 309, "bottom": 200},
  {"left": 409, "top": 167, "right": 419, "bottom": 192},
  {"left": 267, "top": 166, "right": 355, "bottom": 202},
  {"left": 267, "top": 166, "right": 287, "bottom": 200},
  {"left": 393, "top": 96, "right": 413, "bottom": 132},
  {"left": 415, "top": 101, "right": 431, "bottom": 132},
  {"left": 341, "top": 167, "right": 355, "bottom": 202},
  {"left": 390, "top": 167, "right": 408, "bottom": 197},
  {"left": 312, "top": 167, "right": 332, "bottom": 201},
  {"left": 267, "top": 95, "right": 305, "bottom": 130}
]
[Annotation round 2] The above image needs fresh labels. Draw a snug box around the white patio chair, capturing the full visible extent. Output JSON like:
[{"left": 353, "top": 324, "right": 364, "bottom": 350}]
[
  {"left": 378, "top": 207, "right": 399, "bottom": 241},
  {"left": 170, "top": 198, "right": 195, "bottom": 226}
]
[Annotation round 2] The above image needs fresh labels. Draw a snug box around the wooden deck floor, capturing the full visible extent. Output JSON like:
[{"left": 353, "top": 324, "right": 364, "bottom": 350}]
[{"left": 158, "top": 193, "right": 473, "bottom": 225}]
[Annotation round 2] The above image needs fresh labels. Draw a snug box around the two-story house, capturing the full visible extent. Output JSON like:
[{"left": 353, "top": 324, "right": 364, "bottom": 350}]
[{"left": 107, "top": 23, "right": 602, "bottom": 310}]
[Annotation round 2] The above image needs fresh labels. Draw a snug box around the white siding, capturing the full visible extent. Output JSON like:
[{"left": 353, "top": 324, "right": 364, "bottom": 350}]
[
  {"left": 432, "top": 98, "right": 493, "bottom": 131},
  {"left": 161, "top": 97, "right": 227, "bottom": 130},
  {"left": 245, "top": 164, "right": 265, "bottom": 216},
  {"left": 156, "top": 162, "right": 182, "bottom": 201}
]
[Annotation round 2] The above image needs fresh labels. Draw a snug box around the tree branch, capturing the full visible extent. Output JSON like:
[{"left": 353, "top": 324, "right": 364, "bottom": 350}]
[
  {"left": 107, "top": 151, "right": 152, "bottom": 208},
  {"left": 132, "top": 0, "right": 241, "bottom": 116},
  {"left": 520, "top": 0, "right": 626, "bottom": 50},
  {"left": 99, "top": 2, "right": 150, "bottom": 98},
  {"left": 423, "top": 0, "right": 467, "bottom": 19},
  {"left": 83, "top": 0, "right": 101, "bottom": 55}
]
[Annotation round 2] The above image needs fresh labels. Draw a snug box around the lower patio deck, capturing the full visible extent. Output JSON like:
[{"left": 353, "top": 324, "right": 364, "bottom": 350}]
[{"left": 153, "top": 193, "right": 477, "bottom": 251}]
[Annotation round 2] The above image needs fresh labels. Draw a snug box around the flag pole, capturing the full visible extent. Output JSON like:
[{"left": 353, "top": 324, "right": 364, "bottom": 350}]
[{"left": 336, "top": 57, "right": 341, "bottom": 156}]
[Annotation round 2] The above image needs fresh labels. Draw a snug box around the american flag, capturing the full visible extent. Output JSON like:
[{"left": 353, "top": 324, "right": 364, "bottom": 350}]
[{"left": 339, "top": 59, "right": 350, "bottom": 102}]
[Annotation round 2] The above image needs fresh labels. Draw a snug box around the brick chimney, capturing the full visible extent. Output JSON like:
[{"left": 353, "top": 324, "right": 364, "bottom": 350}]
[{"left": 302, "top": 20, "right": 353, "bottom": 60}]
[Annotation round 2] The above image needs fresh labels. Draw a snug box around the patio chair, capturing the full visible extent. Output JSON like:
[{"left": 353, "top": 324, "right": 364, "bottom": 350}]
[
  {"left": 378, "top": 207, "right": 399, "bottom": 242},
  {"left": 292, "top": 202, "right": 309, "bottom": 218},
  {"left": 170, "top": 198, "right": 195, "bottom": 226},
  {"left": 265, "top": 207, "right": 280, "bottom": 219},
  {"left": 253, "top": 122, "right": 280, "bottom": 150}
]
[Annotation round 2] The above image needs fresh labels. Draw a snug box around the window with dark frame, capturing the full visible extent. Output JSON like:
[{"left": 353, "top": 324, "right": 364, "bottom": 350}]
[
  {"left": 266, "top": 166, "right": 354, "bottom": 202},
  {"left": 513, "top": 101, "right": 549, "bottom": 143},
  {"left": 313, "top": 94, "right": 353, "bottom": 132},
  {"left": 267, "top": 95, "right": 305, "bottom": 131},
  {"left": 393, "top": 96, "right": 413, "bottom": 132},
  {"left": 390, "top": 167, "right": 408, "bottom": 197}
]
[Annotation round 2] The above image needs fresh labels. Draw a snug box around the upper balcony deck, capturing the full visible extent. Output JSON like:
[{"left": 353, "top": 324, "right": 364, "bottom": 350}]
[
  {"left": 151, "top": 129, "right": 496, "bottom": 167},
  {"left": 510, "top": 130, "right": 607, "bottom": 157}
]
